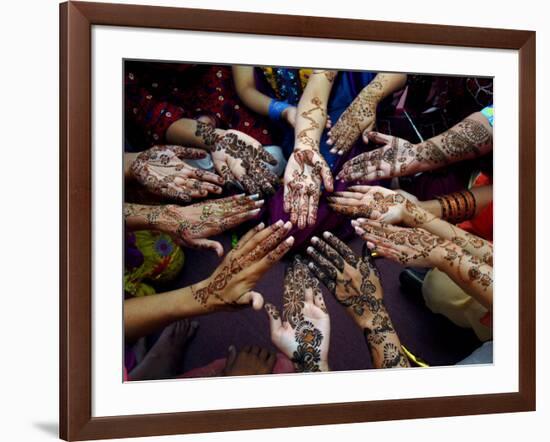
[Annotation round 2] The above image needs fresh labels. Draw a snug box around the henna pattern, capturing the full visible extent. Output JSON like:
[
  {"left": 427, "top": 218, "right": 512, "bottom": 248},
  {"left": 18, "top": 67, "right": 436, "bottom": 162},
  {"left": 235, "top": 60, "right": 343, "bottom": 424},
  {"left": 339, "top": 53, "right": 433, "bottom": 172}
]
[
  {"left": 213, "top": 131, "right": 279, "bottom": 196},
  {"left": 296, "top": 97, "right": 327, "bottom": 150},
  {"left": 195, "top": 120, "right": 220, "bottom": 146},
  {"left": 130, "top": 145, "right": 222, "bottom": 202},
  {"left": 292, "top": 321, "right": 324, "bottom": 372}
]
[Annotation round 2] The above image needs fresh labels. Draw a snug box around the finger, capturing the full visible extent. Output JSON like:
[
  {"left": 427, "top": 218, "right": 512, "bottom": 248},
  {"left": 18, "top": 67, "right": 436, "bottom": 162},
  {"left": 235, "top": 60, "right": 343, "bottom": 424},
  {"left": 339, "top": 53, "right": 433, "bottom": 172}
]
[
  {"left": 328, "top": 203, "right": 361, "bottom": 217},
  {"left": 250, "top": 345, "right": 261, "bottom": 356},
  {"left": 234, "top": 222, "right": 265, "bottom": 250},
  {"left": 215, "top": 161, "right": 235, "bottom": 183},
  {"left": 265, "top": 303, "right": 282, "bottom": 334},
  {"left": 313, "top": 289, "right": 328, "bottom": 312},
  {"left": 322, "top": 231, "right": 359, "bottom": 266},
  {"left": 161, "top": 186, "right": 194, "bottom": 203},
  {"left": 307, "top": 191, "right": 320, "bottom": 227},
  {"left": 241, "top": 175, "right": 260, "bottom": 196},
  {"left": 362, "top": 129, "right": 370, "bottom": 145},
  {"left": 366, "top": 131, "right": 392, "bottom": 145},
  {"left": 347, "top": 185, "right": 376, "bottom": 194},
  {"left": 221, "top": 208, "right": 262, "bottom": 231},
  {"left": 238, "top": 291, "right": 265, "bottom": 310},
  {"left": 310, "top": 236, "right": 345, "bottom": 271},
  {"left": 256, "top": 236, "right": 295, "bottom": 269},
  {"left": 186, "top": 167, "right": 225, "bottom": 185},
  {"left": 306, "top": 246, "right": 337, "bottom": 280},
  {"left": 290, "top": 188, "right": 300, "bottom": 226},
  {"left": 307, "top": 261, "right": 336, "bottom": 292},
  {"left": 298, "top": 190, "right": 309, "bottom": 230},
  {"left": 225, "top": 345, "right": 237, "bottom": 369},
  {"left": 223, "top": 194, "right": 262, "bottom": 216},
  {"left": 283, "top": 183, "right": 291, "bottom": 213},
  {"left": 266, "top": 351, "right": 277, "bottom": 369},
  {"left": 174, "top": 179, "right": 220, "bottom": 196},
  {"left": 320, "top": 162, "right": 334, "bottom": 192},
  {"left": 169, "top": 145, "right": 208, "bottom": 160},
  {"left": 186, "top": 237, "right": 224, "bottom": 257},
  {"left": 240, "top": 220, "right": 290, "bottom": 257},
  {"left": 326, "top": 195, "right": 361, "bottom": 205},
  {"left": 304, "top": 286, "right": 314, "bottom": 304},
  {"left": 259, "top": 148, "right": 278, "bottom": 166}
]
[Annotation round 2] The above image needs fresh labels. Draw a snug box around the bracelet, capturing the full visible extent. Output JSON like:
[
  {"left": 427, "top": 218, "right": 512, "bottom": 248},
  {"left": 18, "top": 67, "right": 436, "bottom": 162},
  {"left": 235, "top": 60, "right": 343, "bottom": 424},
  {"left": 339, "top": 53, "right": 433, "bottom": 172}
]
[
  {"left": 436, "top": 190, "right": 476, "bottom": 223},
  {"left": 268, "top": 99, "right": 291, "bottom": 120}
]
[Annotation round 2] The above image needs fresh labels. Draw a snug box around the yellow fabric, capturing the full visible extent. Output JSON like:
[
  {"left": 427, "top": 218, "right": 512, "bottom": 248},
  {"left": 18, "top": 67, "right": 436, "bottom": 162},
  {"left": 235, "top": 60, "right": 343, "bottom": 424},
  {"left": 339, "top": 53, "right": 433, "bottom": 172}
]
[{"left": 422, "top": 268, "right": 492, "bottom": 342}]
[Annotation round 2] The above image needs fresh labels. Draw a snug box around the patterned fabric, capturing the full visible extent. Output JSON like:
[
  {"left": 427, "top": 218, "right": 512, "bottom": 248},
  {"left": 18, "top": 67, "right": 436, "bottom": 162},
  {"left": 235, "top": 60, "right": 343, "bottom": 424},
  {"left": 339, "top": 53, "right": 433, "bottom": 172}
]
[
  {"left": 261, "top": 68, "right": 312, "bottom": 104},
  {"left": 125, "top": 62, "right": 274, "bottom": 151},
  {"left": 125, "top": 230, "right": 184, "bottom": 297},
  {"left": 480, "top": 105, "right": 494, "bottom": 127}
]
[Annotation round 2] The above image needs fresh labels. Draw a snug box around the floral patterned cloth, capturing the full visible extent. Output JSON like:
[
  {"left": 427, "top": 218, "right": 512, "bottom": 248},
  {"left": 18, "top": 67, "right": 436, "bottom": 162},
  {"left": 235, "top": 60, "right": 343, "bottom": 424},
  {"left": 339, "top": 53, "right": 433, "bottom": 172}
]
[
  {"left": 125, "top": 230, "right": 184, "bottom": 297},
  {"left": 125, "top": 62, "right": 274, "bottom": 151}
]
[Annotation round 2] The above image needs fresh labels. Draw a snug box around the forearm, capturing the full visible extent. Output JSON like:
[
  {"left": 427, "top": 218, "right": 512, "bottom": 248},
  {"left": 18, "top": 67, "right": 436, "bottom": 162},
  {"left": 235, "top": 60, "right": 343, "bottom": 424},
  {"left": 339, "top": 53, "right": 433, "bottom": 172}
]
[
  {"left": 124, "top": 281, "right": 208, "bottom": 342},
  {"left": 124, "top": 203, "right": 166, "bottom": 231},
  {"left": 232, "top": 65, "right": 271, "bottom": 116},
  {"left": 124, "top": 152, "right": 139, "bottom": 180},
  {"left": 165, "top": 118, "right": 225, "bottom": 151},
  {"left": 420, "top": 185, "right": 492, "bottom": 221},
  {"left": 413, "top": 112, "right": 493, "bottom": 171},
  {"left": 362, "top": 72, "right": 407, "bottom": 104},
  {"left": 432, "top": 242, "right": 493, "bottom": 310},
  {"left": 294, "top": 70, "right": 335, "bottom": 151},
  {"left": 352, "top": 305, "right": 409, "bottom": 369},
  {"left": 405, "top": 203, "right": 493, "bottom": 265}
]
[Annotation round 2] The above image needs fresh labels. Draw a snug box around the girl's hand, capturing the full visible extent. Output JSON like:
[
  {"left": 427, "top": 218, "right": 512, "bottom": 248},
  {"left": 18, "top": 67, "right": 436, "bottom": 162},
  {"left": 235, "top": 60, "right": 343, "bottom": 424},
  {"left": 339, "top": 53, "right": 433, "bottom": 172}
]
[
  {"left": 337, "top": 132, "right": 419, "bottom": 182},
  {"left": 158, "top": 194, "right": 264, "bottom": 256},
  {"left": 306, "top": 232, "right": 383, "bottom": 323},
  {"left": 130, "top": 145, "right": 224, "bottom": 202},
  {"left": 192, "top": 221, "right": 295, "bottom": 311},
  {"left": 328, "top": 185, "right": 430, "bottom": 226},
  {"left": 211, "top": 130, "right": 279, "bottom": 197},
  {"left": 283, "top": 149, "right": 333, "bottom": 229},
  {"left": 353, "top": 219, "right": 445, "bottom": 267},
  {"left": 265, "top": 256, "right": 330, "bottom": 372}
]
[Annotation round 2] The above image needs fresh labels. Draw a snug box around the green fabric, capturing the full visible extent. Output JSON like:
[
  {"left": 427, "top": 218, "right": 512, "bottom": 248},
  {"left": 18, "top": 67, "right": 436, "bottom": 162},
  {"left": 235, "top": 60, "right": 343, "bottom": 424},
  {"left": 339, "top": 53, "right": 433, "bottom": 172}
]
[{"left": 125, "top": 230, "right": 184, "bottom": 297}]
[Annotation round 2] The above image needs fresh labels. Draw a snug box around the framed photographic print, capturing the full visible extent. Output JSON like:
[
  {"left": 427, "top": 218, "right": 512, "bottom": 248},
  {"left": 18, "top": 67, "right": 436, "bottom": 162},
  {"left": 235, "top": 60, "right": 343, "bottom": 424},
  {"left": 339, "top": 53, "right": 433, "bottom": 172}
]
[{"left": 60, "top": 1, "right": 536, "bottom": 440}]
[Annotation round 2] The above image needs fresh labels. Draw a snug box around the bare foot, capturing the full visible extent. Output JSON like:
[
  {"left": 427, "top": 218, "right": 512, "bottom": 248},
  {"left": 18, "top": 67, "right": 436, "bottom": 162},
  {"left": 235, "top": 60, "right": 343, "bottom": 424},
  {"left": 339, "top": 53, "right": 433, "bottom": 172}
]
[
  {"left": 223, "top": 345, "right": 276, "bottom": 377},
  {"left": 129, "top": 319, "right": 198, "bottom": 381}
]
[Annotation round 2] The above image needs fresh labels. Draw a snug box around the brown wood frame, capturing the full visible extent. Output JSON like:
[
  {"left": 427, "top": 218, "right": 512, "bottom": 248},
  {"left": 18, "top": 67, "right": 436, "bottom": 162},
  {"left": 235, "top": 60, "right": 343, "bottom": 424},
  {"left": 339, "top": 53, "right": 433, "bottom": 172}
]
[{"left": 60, "top": 1, "right": 536, "bottom": 440}]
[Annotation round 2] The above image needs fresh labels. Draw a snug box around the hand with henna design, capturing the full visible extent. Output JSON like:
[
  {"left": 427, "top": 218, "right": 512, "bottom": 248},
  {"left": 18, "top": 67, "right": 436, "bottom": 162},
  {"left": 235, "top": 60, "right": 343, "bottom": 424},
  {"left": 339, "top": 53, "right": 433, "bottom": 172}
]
[
  {"left": 305, "top": 232, "right": 409, "bottom": 369},
  {"left": 264, "top": 256, "right": 330, "bottom": 372},
  {"left": 124, "top": 194, "right": 264, "bottom": 256},
  {"left": 210, "top": 128, "right": 279, "bottom": 197},
  {"left": 352, "top": 219, "right": 446, "bottom": 267},
  {"left": 328, "top": 185, "right": 432, "bottom": 226},
  {"left": 338, "top": 112, "right": 493, "bottom": 182},
  {"left": 283, "top": 149, "right": 333, "bottom": 229},
  {"left": 327, "top": 73, "right": 406, "bottom": 155},
  {"left": 337, "top": 132, "right": 419, "bottom": 182},
  {"left": 192, "top": 220, "right": 295, "bottom": 311},
  {"left": 128, "top": 145, "right": 224, "bottom": 203},
  {"left": 354, "top": 219, "right": 493, "bottom": 309}
]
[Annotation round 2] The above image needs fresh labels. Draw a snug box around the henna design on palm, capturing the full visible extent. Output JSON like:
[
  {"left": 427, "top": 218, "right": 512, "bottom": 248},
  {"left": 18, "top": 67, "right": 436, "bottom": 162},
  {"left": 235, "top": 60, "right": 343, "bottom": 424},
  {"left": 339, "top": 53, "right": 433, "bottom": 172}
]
[{"left": 130, "top": 145, "right": 224, "bottom": 202}]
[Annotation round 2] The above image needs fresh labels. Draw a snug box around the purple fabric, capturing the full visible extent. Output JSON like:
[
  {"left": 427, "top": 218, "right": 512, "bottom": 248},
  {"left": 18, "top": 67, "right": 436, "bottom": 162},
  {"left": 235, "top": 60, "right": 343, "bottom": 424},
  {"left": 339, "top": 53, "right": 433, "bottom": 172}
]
[{"left": 167, "top": 233, "right": 481, "bottom": 374}]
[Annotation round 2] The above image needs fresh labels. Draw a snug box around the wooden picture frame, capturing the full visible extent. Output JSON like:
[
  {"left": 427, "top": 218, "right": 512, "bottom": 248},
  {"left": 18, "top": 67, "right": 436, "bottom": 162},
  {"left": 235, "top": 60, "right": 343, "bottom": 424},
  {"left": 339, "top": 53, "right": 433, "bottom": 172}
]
[{"left": 60, "top": 1, "right": 536, "bottom": 440}]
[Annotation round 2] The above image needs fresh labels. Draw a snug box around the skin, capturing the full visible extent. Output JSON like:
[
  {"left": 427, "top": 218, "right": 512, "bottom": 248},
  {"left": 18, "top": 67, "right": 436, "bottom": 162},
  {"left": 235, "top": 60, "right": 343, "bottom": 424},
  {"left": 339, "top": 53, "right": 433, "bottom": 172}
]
[
  {"left": 124, "top": 221, "right": 295, "bottom": 342},
  {"left": 330, "top": 185, "right": 493, "bottom": 265},
  {"left": 124, "top": 194, "right": 264, "bottom": 256},
  {"left": 327, "top": 73, "right": 407, "bottom": 155},
  {"left": 284, "top": 70, "right": 336, "bottom": 229},
  {"left": 165, "top": 117, "right": 278, "bottom": 196},
  {"left": 337, "top": 111, "right": 493, "bottom": 182},
  {"left": 125, "top": 146, "right": 224, "bottom": 203},
  {"left": 265, "top": 256, "right": 331, "bottom": 372},
  {"left": 305, "top": 231, "right": 409, "bottom": 369},
  {"left": 353, "top": 220, "right": 493, "bottom": 310}
]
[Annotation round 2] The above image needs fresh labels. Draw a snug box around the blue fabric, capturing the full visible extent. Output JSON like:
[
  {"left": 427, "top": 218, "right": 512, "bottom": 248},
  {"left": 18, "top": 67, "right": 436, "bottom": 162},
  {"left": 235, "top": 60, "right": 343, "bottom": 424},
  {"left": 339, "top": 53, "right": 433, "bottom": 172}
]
[
  {"left": 480, "top": 104, "right": 494, "bottom": 127},
  {"left": 268, "top": 99, "right": 291, "bottom": 120},
  {"left": 265, "top": 70, "right": 376, "bottom": 170}
]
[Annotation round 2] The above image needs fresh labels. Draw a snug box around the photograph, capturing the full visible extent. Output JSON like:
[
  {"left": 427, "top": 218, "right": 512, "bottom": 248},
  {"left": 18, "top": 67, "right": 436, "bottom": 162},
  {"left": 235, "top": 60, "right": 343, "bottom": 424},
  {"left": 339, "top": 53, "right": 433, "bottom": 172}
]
[{"left": 122, "top": 61, "right": 494, "bottom": 381}]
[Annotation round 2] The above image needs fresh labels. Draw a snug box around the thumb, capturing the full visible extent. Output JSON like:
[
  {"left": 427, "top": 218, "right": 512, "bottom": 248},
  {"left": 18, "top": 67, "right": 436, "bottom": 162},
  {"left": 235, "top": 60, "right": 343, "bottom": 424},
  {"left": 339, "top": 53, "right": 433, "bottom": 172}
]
[
  {"left": 320, "top": 161, "right": 334, "bottom": 192},
  {"left": 170, "top": 146, "right": 208, "bottom": 160},
  {"left": 264, "top": 303, "right": 282, "bottom": 334},
  {"left": 186, "top": 238, "right": 224, "bottom": 257},
  {"left": 238, "top": 290, "right": 265, "bottom": 310}
]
